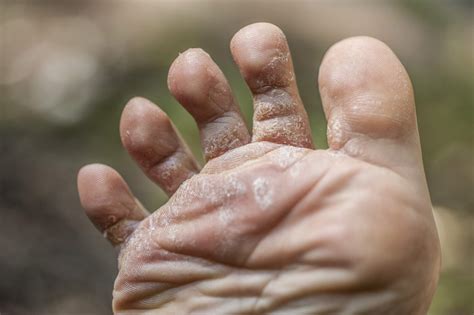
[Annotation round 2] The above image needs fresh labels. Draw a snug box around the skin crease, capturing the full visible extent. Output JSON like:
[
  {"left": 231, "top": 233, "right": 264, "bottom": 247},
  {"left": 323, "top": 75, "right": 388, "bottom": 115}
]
[{"left": 77, "top": 23, "right": 441, "bottom": 314}]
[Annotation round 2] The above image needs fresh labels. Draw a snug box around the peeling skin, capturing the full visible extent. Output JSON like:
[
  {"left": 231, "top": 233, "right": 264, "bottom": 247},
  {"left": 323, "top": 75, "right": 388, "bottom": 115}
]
[
  {"left": 231, "top": 23, "right": 314, "bottom": 149},
  {"left": 252, "top": 177, "right": 273, "bottom": 210},
  {"left": 266, "top": 145, "right": 308, "bottom": 169},
  {"left": 148, "top": 149, "right": 197, "bottom": 195},
  {"left": 168, "top": 48, "right": 251, "bottom": 161},
  {"left": 252, "top": 89, "right": 313, "bottom": 149},
  {"left": 79, "top": 24, "right": 440, "bottom": 315},
  {"left": 120, "top": 97, "right": 200, "bottom": 196},
  {"left": 253, "top": 113, "right": 312, "bottom": 148},
  {"left": 113, "top": 145, "right": 439, "bottom": 314},
  {"left": 326, "top": 109, "right": 351, "bottom": 150},
  {"left": 77, "top": 164, "right": 150, "bottom": 246},
  {"left": 200, "top": 112, "right": 250, "bottom": 160},
  {"left": 253, "top": 89, "right": 296, "bottom": 121}
]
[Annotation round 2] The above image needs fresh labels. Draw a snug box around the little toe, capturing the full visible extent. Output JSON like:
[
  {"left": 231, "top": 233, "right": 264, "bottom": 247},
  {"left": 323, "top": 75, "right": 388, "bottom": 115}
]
[
  {"left": 168, "top": 48, "right": 250, "bottom": 161},
  {"left": 120, "top": 97, "right": 200, "bottom": 196},
  {"left": 318, "top": 36, "right": 423, "bottom": 173},
  {"left": 77, "top": 164, "right": 149, "bottom": 247},
  {"left": 231, "top": 22, "right": 313, "bottom": 149}
]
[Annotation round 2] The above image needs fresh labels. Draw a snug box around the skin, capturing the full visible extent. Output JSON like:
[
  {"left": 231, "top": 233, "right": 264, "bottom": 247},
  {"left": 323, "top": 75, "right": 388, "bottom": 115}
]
[{"left": 77, "top": 23, "right": 440, "bottom": 314}]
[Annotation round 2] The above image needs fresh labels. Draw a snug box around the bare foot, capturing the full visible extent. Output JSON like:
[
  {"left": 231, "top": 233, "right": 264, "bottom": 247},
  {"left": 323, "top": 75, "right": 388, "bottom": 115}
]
[{"left": 77, "top": 23, "right": 440, "bottom": 314}]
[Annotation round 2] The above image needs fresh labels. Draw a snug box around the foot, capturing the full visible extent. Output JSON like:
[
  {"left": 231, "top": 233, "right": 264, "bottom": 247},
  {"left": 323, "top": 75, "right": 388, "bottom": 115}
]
[{"left": 77, "top": 23, "right": 440, "bottom": 314}]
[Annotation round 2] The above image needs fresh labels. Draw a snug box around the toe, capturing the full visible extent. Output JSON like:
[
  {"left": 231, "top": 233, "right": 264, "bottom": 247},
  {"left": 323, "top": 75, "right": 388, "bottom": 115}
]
[
  {"left": 231, "top": 22, "right": 313, "bottom": 149},
  {"left": 120, "top": 97, "right": 200, "bottom": 196},
  {"left": 318, "top": 37, "right": 422, "bottom": 172},
  {"left": 77, "top": 164, "right": 149, "bottom": 247},
  {"left": 168, "top": 48, "right": 250, "bottom": 161}
]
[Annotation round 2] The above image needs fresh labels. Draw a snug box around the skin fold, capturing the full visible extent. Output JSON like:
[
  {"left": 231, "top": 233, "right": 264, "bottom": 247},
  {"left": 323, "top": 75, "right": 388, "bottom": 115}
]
[{"left": 77, "top": 23, "right": 440, "bottom": 314}]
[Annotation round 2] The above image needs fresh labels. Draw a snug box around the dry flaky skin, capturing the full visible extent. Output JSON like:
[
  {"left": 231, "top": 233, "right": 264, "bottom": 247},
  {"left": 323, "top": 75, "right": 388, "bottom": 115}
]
[
  {"left": 112, "top": 143, "right": 439, "bottom": 314},
  {"left": 77, "top": 22, "right": 441, "bottom": 315}
]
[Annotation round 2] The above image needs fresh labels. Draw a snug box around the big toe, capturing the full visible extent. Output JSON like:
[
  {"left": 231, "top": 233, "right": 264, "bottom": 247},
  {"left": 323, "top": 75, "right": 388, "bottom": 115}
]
[{"left": 318, "top": 37, "right": 423, "bottom": 176}]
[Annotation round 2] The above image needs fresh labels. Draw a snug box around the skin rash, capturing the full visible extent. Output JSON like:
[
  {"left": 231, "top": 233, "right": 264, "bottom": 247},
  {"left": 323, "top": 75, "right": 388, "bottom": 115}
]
[{"left": 78, "top": 23, "right": 441, "bottom": 314}]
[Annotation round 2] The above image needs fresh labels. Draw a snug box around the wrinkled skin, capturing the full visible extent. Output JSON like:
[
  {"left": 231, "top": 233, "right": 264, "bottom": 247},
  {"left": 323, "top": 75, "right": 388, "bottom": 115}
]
[{"left": 78, "top": 23, "right": 440, "bottom": 314}]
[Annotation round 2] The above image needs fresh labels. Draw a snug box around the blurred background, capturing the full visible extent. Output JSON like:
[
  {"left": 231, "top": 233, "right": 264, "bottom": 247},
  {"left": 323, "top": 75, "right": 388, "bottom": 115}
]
[{"left": 1, "top": 0, "right": 472, "bottom": 314}]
